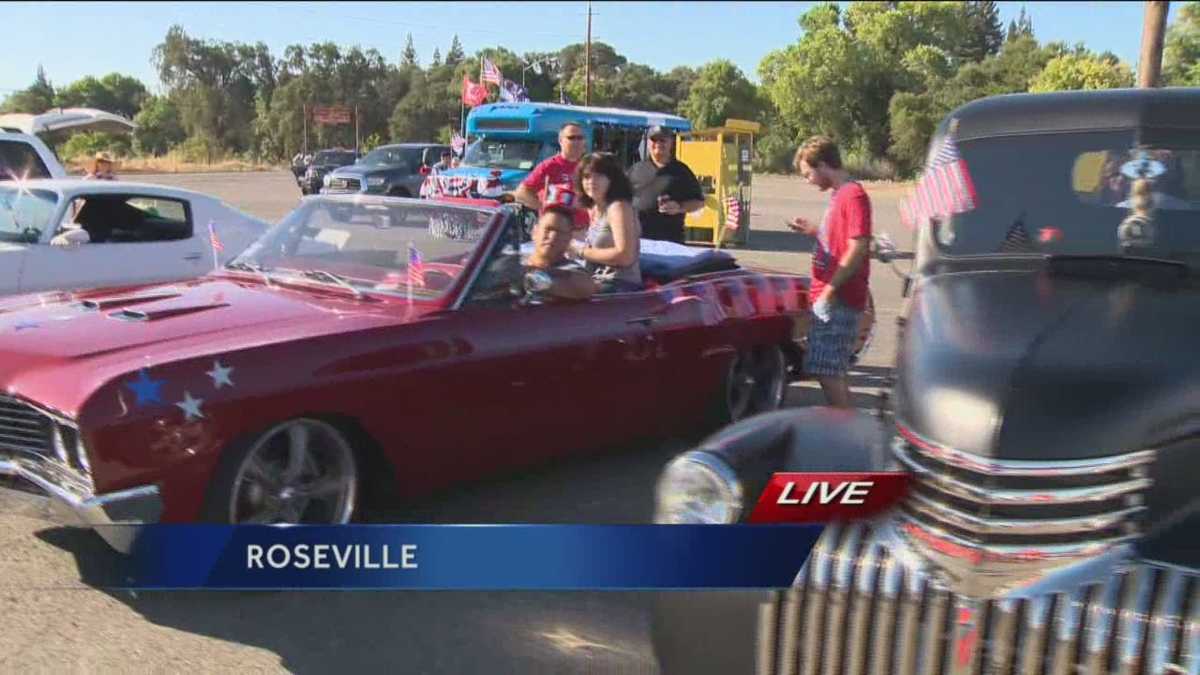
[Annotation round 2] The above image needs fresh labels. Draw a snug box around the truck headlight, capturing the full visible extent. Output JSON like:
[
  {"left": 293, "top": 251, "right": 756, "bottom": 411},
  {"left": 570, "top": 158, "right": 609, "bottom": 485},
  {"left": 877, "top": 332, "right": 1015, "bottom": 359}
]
[
  {"left": 323, "top": 174, "right": 332, "bottom": 187},
  {"left": 654, "top": 451, "right": 742, "bottom": 524},
  {"left": 367, "top": 176, "right": 386, "bottom": 186}
]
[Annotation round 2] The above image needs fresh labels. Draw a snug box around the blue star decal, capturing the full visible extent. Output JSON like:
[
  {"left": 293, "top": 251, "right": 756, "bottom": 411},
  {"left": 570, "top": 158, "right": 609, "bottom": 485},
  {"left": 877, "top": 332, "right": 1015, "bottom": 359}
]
[{"left": 126, "top": 369, "right": 165, "bottom": 407}]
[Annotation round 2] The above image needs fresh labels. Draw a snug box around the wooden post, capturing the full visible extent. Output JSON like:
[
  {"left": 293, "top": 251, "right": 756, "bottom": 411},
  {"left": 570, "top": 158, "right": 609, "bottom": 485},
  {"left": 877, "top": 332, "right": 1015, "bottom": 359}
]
[
  {"left": 302, "top": 104, "right": 308, "bottom": 156},
  {"left": 1138, "top": 1, "right": 1170, "bottom": 88},
  {"left": 354, "top": 104, "right": 360, "bottom": 155}
]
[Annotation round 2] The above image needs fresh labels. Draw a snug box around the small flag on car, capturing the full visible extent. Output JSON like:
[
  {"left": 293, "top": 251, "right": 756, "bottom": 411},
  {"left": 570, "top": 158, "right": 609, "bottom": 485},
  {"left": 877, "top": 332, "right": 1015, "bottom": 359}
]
[
  {"left": 904, "top": 119, "right": 978, "bottom": 229},
  {"left": 999, "top": 217, "right": 1035, "bottom": 253},
  {"left": 207, "top": 220, "right": 224, "bottom": 269},
  {"left": 407, "top": 242, "right": 425, "bottom": 290}
]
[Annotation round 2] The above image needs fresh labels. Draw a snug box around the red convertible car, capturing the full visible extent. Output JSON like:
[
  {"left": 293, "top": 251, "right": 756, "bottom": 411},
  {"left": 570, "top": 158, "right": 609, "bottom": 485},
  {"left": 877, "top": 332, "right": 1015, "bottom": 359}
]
[{"left": 0, "top": 195, "right": 822, "bottom": 550}]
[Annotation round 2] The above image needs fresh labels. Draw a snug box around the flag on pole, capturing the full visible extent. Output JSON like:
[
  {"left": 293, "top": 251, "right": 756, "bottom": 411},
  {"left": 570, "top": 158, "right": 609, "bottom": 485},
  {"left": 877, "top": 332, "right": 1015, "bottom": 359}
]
[
  {"left": 904, "top": 119, "right": 978, "bottom": 229},
  {"left": 559, "top": 90, "right": 573, "bottom": 105},
  {"left": 999, "top": 218, "right": 1035, "bottom": 253},
  {"left": 482, "top": 58, "right": 502, "bottom": 85},
  {"left": 207, "top": 220, "right": 224, "bottom": 269},
  {"left": 451, "top": 133, "right": 466, "bottom": 155},
  {"left": 499, "top": 79, "right": 530, "bottom": 103},
  {"left": 461, "top": 76, "right": 488, "bottom": 107}
]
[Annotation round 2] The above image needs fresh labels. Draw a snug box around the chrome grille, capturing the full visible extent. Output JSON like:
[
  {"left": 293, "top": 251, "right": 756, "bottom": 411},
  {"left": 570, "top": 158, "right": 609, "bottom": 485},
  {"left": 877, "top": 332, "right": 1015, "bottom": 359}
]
[
  {"left": 328, "top": 177, "right": 360, "bottom": 191},
  {"left": 759, "top": 523, "right": 1200, "bottom": 675},
  {"left": 893, "top": 426, "right": 1151, "bottom": 550},
  {"left": 0, "top": 395, "right": 53, "bottom": 456}
]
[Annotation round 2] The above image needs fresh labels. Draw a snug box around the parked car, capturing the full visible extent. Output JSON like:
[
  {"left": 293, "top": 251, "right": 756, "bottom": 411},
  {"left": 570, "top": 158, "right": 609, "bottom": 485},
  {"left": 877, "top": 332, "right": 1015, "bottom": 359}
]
[
  {"left": 323, "top": 143, "right": 450, "bottom": 197},
  {"left": 298, "top": 148, "right": 358, "bottom": 195},
  {"left": 0, "top": 179, "right": 269, "bottom": 296},
  {"left": 651, "top": 87, "right": 1200, "bottom": 674},
  {"left": 1, "top": 108, "right": 137, "bottom": 181},
  {"left": 0, "top": 193, "right": 844, "bottom": 552}
]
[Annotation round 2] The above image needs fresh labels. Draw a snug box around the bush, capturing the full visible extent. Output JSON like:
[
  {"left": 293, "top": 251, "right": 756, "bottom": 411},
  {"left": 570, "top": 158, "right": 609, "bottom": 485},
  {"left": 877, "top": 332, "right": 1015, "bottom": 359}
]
[
  {"left": 174, "top": 135, "right": 224, "bottom": 164},
  {"left": 61, "top": 132, "right": 132, "bottom": 162},
  {"left": 842, "top": 150, "right": 899, "bottom": 182}
]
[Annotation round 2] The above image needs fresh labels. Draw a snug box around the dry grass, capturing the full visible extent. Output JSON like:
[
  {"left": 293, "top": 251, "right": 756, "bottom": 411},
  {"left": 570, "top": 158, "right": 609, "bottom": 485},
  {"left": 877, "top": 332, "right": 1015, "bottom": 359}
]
[{"left": 64, "top": 155, "right": 284, "bottom": 175}]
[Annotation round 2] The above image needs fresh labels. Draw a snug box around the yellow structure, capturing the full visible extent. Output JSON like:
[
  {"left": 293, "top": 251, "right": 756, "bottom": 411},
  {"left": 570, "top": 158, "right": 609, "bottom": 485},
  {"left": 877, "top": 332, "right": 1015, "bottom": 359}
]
[{"left": 675, "top": 118, "right": 761, "bottom": 248}]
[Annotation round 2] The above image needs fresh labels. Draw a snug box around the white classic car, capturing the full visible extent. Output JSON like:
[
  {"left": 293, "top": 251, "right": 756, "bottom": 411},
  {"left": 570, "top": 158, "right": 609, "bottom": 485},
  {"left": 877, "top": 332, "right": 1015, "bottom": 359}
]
[{"left": 0, "top": 179, "right": 269, "bottom": 296}]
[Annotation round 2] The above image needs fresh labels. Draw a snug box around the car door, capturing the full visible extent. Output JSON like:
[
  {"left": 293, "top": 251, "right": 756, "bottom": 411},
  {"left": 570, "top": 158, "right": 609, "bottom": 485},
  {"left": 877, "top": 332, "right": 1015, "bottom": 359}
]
[{"left": 21, "top": 193, "right": 208, "bottom": 293}]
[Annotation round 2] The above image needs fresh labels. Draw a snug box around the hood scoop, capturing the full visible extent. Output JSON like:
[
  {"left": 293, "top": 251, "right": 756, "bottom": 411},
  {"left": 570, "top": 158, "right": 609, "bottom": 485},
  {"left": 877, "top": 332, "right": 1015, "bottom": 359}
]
[
  {"left": 108, "top": 301, "right": 229, "bottom": 323},
  {"left": 79, "top": 288, "right": 185, "bottom": 311}
]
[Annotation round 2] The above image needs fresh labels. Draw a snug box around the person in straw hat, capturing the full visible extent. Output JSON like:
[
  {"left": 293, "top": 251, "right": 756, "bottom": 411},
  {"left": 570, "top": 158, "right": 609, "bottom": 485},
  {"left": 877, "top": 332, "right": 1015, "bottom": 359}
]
[{"left": 85, "top": 152, "right": 117, "bottom": 180}]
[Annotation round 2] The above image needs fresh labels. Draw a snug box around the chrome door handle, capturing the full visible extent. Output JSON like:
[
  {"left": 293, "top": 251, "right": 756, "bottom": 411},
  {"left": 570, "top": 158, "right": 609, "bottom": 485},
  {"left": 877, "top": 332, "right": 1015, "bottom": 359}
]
[
  {"left": 184, "top": 253, "right": 203, "bottom": 261},
  {"left": 626, "top": 316, "right": 657, "bottom": 326}
]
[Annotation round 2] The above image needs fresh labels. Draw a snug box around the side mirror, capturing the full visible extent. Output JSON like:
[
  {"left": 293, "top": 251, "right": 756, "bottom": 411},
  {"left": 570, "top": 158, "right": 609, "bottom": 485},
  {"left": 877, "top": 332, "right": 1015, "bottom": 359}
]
[{"left": 419, "top": 165, "right": 431, "bottom": 176}]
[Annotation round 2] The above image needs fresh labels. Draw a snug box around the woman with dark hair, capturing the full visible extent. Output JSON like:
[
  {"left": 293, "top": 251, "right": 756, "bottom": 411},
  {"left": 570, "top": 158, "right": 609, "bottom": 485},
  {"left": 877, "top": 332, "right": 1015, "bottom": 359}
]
[{"left": 570, "top": 152, "right": 642, "bottom": 291}]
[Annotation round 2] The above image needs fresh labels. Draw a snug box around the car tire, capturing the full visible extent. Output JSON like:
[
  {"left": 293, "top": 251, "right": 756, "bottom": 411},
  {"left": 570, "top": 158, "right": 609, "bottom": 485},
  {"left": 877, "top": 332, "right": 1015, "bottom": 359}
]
[
  {"left": 708, "top": 344, "right": 787, "bottom": 427},
  {"left": 200, "top": 418, "right": 360, "bottom": 525}
]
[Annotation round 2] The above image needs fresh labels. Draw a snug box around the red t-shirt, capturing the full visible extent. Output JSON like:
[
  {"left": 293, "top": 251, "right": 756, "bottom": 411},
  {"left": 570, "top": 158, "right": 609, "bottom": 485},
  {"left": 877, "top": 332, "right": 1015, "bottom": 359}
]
[
  {"left": 809, "top": 182, "right": 872, "bottom": 310},
  {"left": 521, "top": 155, "right": 589, "bottom": 229}
]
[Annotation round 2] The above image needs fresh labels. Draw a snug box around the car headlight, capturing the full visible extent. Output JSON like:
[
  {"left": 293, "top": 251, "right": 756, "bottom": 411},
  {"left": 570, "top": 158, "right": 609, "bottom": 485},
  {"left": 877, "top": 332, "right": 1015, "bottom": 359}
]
[
  {"left": 654, "top": 451, "right": 742, "bottom": 524},
  {"left": 366, "top": 176, "right": 386, "bottom": 186},
  {"left": 323, "top": 173, "right": 333, "bottom": 186}
]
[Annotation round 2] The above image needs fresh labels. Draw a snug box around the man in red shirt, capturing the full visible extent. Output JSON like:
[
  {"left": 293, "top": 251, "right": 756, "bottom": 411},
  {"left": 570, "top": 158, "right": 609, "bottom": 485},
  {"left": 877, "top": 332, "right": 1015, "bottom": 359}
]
[
  {"left": 512, "top": 121, "right": 589, "bottom": 229},
  {"left": 787, "top": 136, "right": 872, "bottom": 408}
]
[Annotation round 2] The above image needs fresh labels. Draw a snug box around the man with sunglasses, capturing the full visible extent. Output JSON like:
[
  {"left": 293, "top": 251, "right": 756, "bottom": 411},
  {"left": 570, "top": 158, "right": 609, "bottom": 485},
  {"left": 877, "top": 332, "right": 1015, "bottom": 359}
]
[
  {"left": 513, "top": 122, "right": 590, "bottom": 229},
  {"left": 628, "top": 125, "right": 705, "bottom": 243}
]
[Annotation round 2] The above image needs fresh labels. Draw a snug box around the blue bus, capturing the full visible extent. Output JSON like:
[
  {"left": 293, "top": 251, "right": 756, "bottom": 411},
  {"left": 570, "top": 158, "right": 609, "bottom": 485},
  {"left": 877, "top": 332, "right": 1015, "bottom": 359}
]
[{"left": 434, "top": 102, "right": 691, "bottom": 194}]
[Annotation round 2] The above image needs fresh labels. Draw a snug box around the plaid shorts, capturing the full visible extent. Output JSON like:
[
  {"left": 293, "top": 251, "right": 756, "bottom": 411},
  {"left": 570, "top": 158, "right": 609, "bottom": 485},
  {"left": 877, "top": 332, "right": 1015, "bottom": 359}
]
[{"left": 803, "top": 303, "right": 862, "bottom": 377}]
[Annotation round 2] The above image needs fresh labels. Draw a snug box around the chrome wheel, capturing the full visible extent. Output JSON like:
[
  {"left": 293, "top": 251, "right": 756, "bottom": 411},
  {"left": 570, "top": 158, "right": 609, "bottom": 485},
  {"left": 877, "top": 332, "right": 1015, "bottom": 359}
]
[
  {"left": 228, "top": 419, "right": 358, "bottom": 525},
  {"left": 725, "top": 345, "right": 787, "bottom": 422}
]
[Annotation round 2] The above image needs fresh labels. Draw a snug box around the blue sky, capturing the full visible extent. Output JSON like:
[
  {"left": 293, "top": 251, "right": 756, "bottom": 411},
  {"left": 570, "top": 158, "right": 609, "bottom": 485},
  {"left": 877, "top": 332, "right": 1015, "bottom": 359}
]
[{"left": 0, "top": 1, "right": 1180, "bottom": 96}]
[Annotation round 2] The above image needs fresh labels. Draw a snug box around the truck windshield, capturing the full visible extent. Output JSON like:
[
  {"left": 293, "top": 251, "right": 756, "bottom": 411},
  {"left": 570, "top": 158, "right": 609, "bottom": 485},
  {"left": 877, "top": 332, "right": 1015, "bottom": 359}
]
[
  {"left": 929, "top": 131, "right": 1200, "bottom": 269},
  {"left": 0, "top": 186, "right": 58, "bottom": 243},
  {"left": 462, "top": 139, "right": 544, "bottom": 171},
  {"left": 0, "top": 140, "right": 52, "bottom": 181}
]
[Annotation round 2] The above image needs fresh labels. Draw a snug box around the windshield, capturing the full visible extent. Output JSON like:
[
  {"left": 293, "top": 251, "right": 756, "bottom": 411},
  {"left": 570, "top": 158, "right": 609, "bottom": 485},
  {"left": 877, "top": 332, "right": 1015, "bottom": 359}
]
[
  {"left": 0, "top": 140, "right": 52, "bottom": 181},
  {"left": 462, "top": 139, "right": 544, "bottom": 171},
  {"left": 927, "top": 131, "right": 1200, "bottom": 268},
  {"left": 360, "top": 147, "right": 423, "bottom": 170},
  {"left": 314, "top": 151, "right": 357, "bottom": 167},
  {"left": 229, "top": 197, "right": 499, "bottom": 300},
  {"left": 0, "top": 186, "right": 58, "bottom": 243}
]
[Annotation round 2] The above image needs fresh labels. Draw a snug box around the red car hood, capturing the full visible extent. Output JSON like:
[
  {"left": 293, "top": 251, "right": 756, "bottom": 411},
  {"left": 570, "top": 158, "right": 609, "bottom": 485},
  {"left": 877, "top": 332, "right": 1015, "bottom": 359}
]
[{"left": 0, "top": 276, "right": 432, "bottom": 416}]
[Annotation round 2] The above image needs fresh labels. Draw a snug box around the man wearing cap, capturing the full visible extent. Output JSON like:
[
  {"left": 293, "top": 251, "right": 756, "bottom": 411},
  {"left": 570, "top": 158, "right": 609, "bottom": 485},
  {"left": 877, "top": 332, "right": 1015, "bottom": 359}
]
[
  {"left": 512, "top": 122, "right": 589, "bottom": 229},
  {"left": 432, "top": 150, "right": 453, "bottom": 172},
  {"left": 627, "top": 125, "right": 704, "bottom": 243}
]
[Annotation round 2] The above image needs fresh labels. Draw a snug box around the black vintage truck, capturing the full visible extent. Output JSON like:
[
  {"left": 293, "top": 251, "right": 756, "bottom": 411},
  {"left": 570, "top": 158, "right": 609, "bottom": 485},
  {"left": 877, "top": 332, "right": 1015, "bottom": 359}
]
[{"left": 652, "top": 87, "right": 1200, "bottom": 675}]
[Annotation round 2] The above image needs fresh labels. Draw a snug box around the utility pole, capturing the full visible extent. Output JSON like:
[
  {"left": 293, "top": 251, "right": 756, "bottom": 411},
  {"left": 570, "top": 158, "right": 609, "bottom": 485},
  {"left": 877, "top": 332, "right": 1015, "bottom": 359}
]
[
  {"left": 585, "top": 1, "right": 592, "bottom": 106},
  {"left": 1138, "top": 1, "right": 1170, "bottom": 87}
]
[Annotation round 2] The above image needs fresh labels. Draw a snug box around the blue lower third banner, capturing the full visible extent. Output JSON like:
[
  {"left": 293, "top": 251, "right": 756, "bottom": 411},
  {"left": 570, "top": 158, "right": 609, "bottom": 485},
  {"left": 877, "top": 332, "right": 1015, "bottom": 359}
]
[{"left": 105, "top": 525, "right": 824, "bottom": 590}]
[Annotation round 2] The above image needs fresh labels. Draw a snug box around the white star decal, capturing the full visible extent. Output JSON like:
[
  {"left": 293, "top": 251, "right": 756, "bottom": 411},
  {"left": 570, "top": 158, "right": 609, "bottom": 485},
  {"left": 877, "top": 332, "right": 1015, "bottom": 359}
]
[
  {"left": 175, "top": 391, "right": 205, "bottom": 421},
  {"left": 207, "top": 360, "right": 234, "bottom": 389}
]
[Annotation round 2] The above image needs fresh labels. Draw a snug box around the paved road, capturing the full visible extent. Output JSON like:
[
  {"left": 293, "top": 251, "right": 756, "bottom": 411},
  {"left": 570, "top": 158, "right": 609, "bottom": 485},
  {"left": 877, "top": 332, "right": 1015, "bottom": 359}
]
[{"left": 0, "top": 172, "right": 913, "bottom": 673}]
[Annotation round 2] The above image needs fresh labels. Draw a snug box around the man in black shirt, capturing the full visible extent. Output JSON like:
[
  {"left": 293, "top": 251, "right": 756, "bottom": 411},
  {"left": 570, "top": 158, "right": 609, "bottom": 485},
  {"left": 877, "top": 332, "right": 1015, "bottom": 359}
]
[{"left": 627, "top": 125, "right": 705, "bottom": 243}]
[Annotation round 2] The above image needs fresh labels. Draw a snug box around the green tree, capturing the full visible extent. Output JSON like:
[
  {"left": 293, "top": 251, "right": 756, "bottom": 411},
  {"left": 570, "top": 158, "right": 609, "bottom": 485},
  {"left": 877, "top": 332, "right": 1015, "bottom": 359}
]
[
  {"left": 1028, "top": 53, "right": 1134, "bottom": 92},
  {"left": 54, "top": 73, "right": 149, "bottom": 119},
  {"left": 0, "top": 66, "right": 56, "bottom": 114},
  {"left": 1164, "top": 2, "right": 1200, "bottom": 86},
  {"left": 133, "top": 96, "right": 185, "bottom": 156},
  {"left": 445, "top": 35, "right": 465, "bottom": 67},
  {"left": 402, "top": 34, "right": 418, "bottom": 67},
  {"left": 958, "top": 1, "right": 1003, "bottom": 62},
  {"left": 680, "top": 60, "right": 763, "bottom": 129},
  {"left": 1006, "top": 5, "right": 1034, "bottom": 42}
]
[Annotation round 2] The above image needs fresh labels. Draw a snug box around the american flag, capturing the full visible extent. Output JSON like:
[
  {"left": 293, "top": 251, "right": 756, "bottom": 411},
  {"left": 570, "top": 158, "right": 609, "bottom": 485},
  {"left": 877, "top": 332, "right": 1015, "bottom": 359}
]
[
  {"left": 481, "top": 57, "right": 502, "bottom": 85},
  {"left": 999, "top": 218, "right": 1035, "bottom": 253},
  {"left": 725, "top": 194, "right": 742, "bottom": 231},
  {"left": 207, "top": 220, "right": 224, "bottom": 253},
  {"left": 451, "top": 133, "right": 466, "bottom": 154},
  {"left": 407, "top": 242, "right": 425, "bottom": 287},
  {"left": 902, "top": 120, "right": 977, "bottom": 229}
]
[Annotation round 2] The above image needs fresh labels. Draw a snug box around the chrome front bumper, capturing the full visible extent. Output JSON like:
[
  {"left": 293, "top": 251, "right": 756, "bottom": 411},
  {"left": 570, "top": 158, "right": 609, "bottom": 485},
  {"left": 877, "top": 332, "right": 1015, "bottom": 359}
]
[{"left": 0, "top": 453, "right": 161, "bottom": 553}]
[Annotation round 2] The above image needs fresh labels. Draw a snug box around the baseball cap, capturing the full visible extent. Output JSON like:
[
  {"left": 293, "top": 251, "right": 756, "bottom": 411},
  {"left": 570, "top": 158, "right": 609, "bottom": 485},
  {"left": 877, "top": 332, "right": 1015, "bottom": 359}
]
[
  {"left": 541, "top": 184, "right": 578, "bottom": 217},
  {"left": 647, "top": 125, "right": 674, "bottom": 140}
]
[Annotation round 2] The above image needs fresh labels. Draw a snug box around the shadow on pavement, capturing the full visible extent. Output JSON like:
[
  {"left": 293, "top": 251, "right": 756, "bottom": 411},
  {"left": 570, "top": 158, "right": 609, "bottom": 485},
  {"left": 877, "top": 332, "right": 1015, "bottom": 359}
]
[{"left": 729, "top": 229, "right": 814, "bottom": 254}]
